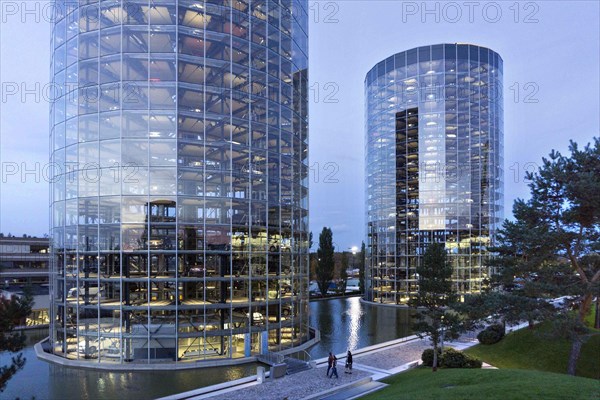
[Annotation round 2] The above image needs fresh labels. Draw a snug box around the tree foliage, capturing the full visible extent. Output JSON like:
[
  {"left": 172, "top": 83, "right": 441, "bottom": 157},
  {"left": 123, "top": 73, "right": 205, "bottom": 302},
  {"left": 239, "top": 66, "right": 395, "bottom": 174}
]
[
  {"left": 0, "top": 292, "right": 33, "bottom": 392},
  {"left": 457, "top": 290, "right": 552, "bottom": 333},
  {"left": 409, "top": 243, "right": 462, "bottom": 371},
  {"left": 460, "top": 138, "right": 600, "bottom": 376},
  {"left": 338, "top": 252, "right": 349, "bottom": 294},
  {"left": 316, "top": 227, "right": 335, "bottom": 296}
]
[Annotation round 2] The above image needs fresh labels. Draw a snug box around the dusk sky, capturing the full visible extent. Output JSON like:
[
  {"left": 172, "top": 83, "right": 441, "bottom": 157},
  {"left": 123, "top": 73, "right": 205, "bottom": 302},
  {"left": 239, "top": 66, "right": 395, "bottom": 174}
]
[{"left": 0, "top": 1, "right": 598, "bottom": 250}]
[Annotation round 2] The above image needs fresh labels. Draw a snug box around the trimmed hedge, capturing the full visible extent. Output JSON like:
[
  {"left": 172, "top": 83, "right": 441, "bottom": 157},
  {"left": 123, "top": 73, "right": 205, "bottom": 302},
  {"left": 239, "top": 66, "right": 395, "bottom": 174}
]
[
  {"left": 421, "top": 348, "right": 482, "bottom": 369},
  {"left": 440, "top": 348, "right": 482, "bottom": 369},
  {"left": 477, "top": 324, "right": 505, "bottom": 345}
]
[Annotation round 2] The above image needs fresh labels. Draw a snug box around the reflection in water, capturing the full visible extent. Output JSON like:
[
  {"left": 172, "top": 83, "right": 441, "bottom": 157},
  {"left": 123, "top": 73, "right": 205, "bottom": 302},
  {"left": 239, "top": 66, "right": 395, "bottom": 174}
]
[
  {"left": 43, "top": 360, "right": 258, "bottom": 400},
  {"left": 309, "top": 296, "right": 412, "bottom": 358},
  {"left": 5, "top": 298, "right": 412, "bottom": 399},
  {"left": 347, "top": 298, "right": 363, "bottom": 351},
  {"left": 6, "top": 338, "right": 256, "bottom": 400}
]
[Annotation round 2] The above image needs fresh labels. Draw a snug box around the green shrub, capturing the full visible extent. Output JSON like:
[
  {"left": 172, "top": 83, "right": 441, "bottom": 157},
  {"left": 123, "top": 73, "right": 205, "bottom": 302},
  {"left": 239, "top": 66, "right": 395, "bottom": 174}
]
[
  {"left": 467, "top": 357, "right": 483, "bottom": 368},
  {"left": 477, "top": 330, "right": 500, "bottom": 345},
  {"left": 477, "top": 324, "right": 505, "bottom": 345},
  {"left": 488, "top": 324, "right": 505, "bottom": 335},
  {"left": 421, "top": 348, "right": 442, "bottom": 367},
  {"left": 440, "top": 348, "right": 482, "bottom": 369}
]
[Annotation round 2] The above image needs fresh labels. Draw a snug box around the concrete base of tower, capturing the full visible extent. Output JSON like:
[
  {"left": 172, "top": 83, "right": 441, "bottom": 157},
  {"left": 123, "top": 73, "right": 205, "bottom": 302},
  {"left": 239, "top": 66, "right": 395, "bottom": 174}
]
[{"left": 35, "top": 328, "right": 320, "bottom": 371}]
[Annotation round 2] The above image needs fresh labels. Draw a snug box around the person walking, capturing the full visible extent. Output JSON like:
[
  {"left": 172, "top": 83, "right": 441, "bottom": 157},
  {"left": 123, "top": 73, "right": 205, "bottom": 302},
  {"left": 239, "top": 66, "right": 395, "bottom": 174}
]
[
  {"left": 328, "top": 355, "right": 339, "bottom": 378},
  {"left": 326, "top": 352, "right": 334, "bottom": 377},
  {"left": 345, "top": 350, "right": 353, "bottom": 374}
]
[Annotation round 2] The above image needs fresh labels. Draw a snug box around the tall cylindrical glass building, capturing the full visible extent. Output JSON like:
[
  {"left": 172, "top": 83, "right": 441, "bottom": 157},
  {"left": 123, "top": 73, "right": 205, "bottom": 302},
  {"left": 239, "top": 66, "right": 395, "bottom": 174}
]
[
  {"left": 365, "top": 44, "right": 503, "bottom": 305},
  {"left": 49, "top": 0, "right": 309, "bottom": 366}
]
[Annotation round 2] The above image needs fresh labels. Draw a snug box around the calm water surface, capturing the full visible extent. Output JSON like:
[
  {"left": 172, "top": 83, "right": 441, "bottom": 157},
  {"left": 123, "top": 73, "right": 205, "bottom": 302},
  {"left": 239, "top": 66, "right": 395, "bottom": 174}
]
[
  {"left": 2, "top": 297, "right": 412, "bottom": 399},
  {"left": 308, "top": 296, "right": 412, "bottom": 358}
]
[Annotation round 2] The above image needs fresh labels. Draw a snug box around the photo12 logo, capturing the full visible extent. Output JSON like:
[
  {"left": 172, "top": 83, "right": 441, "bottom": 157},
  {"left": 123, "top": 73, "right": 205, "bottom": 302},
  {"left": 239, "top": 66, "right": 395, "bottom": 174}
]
[
  {"left": 1, "top": 82, "right": 150, "bottom": 106},
  {"left": 401, "top": 2, "right": 540, "bottom": 24},
  {"left": 1, "top": 162, "right": 140, "bottom": 184},
  {"left": 0, "top": 1, "right": 148, "bottom": 24}
]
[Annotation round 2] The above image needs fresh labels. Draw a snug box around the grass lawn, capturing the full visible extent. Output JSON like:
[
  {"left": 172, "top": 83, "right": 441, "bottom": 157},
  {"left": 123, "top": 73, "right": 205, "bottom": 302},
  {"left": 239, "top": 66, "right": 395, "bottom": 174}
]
[
  {"left": 465, "top": 322, "right": 600, "bottom": 379},
  {"left": 361, "top": 368, "right": 600, "bottom": 400}
]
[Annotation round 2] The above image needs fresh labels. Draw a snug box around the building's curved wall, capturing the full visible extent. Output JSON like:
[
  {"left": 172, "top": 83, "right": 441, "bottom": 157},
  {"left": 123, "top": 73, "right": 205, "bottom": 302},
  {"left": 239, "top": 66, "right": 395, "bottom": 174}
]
[
  {"left": 365, "top": 44, "right": 503, "bottom": 305},
  {"left": 49, "top": 0, "right": 309, "bottom": 364}
]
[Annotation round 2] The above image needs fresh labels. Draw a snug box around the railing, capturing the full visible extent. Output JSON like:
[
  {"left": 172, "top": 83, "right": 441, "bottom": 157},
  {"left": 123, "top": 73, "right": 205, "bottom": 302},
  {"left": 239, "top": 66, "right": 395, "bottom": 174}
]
[
  {"left": 285, "top": 349, "right": 311, "bottom": 363},
  {"left": 257, "top": 351, "right": 284, "bottom": 366},
  {"left": 309, "top": 326, "right": 320, "bottom": 342}
]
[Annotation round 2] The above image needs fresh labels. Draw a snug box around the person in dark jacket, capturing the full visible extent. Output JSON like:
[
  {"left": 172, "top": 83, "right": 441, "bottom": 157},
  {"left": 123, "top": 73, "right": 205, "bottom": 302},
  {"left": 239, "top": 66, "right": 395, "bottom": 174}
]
[
  {"left": 345, "top": 350, "right": 353, "bottom": 374},
  {"left": 326, "top": 352, "right": 334, "bottom": 376}
]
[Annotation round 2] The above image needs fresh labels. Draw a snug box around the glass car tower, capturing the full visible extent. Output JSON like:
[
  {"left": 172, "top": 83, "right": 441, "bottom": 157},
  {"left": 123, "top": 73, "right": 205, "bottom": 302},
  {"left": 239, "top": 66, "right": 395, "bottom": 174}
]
[
  {"left": 365, "top": 44, "right": 503, "bottom": 305},
  {"left": 49, "top": 0, "right": 309, "bottom": 365}
]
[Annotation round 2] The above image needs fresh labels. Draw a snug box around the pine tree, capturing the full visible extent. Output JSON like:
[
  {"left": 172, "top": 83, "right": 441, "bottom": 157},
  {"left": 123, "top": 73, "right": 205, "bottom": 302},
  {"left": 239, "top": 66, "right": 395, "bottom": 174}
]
[
  {"left": 460, "top": 138, "right": 600, "bottom": 375},
  {"left": 0, "top": 291, "right": 33, "bottom": 392},
  {"left": 409, "top": 243, "right": 460, "bottom": 371},
  {"left": 316, "top": 227, "right": 335, "bottom": 296}
]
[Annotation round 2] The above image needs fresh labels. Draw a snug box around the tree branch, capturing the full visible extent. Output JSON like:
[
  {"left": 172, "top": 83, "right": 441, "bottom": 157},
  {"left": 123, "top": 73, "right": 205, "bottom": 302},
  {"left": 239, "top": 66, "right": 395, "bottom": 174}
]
[{"left": 566, "top": 246, "right": 589, "bottom": 284}]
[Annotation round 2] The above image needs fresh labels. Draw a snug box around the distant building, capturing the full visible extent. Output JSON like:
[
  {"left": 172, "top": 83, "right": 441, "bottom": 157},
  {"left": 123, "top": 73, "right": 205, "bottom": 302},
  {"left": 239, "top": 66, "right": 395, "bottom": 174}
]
[
  {"left": 365, "top": 44, "right": 504, "bottom": 305},
  {"left": 0, "top": 236, "right": 50, "bottom": 286},
  {"left": 0, "top": 236, "right": 51, "bottom": 327}
]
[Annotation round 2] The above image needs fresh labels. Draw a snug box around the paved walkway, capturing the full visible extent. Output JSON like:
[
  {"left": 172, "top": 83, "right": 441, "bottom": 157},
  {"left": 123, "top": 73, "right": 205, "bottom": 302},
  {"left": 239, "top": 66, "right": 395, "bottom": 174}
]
[
  {"left": 354, "top": 337, "right": 430, "bottom": 372},
  {"left": 162, "top": 323, "right": 526, "bottom": 400},
  {"left": 208, "top": 365, "right": 371, "bottom": 400}
]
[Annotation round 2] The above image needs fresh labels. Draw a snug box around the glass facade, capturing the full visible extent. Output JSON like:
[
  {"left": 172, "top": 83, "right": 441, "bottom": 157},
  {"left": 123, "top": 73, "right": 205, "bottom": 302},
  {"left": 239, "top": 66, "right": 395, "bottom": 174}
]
[
  {"left": 365, "top": 44, "right": 503, "bottom": 305},
  {"left": 49, "top": 0, "right": 309, "bottom": 365}
]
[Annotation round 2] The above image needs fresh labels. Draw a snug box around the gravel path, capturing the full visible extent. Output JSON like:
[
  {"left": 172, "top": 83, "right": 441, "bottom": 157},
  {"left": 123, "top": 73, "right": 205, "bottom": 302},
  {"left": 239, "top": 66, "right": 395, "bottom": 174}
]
[
  {"left": 354, "top": 338, "right": 430, "bottom": 370},
  {"left": 210, "top": 365, "right": 371, "bottom": 400}
]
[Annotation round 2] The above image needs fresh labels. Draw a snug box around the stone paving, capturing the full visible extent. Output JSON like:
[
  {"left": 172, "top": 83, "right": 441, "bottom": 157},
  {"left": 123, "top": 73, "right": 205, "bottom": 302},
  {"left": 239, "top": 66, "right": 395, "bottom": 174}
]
[
  {"left": 209, "top": 364, "right": 371, "bottom": 400},
  {"left": 354, "top": 337, "right": 430, "bottom": 370}
]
